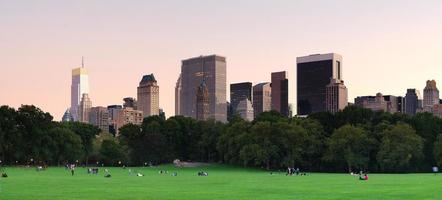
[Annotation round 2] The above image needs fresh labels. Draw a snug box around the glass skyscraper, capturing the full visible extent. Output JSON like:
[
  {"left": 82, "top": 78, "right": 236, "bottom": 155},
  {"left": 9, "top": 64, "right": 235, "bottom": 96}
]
[{"left": 70, "top": 66, "right": 89, "bottom": 121}]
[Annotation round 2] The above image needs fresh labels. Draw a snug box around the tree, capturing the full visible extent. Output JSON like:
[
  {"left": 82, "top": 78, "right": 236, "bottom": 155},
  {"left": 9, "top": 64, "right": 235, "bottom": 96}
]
[
  {"left": 325, "top": 124, "right": 371, "bottom": 173},
  {"left": 61, "top": 122, "right": 100, "bottom": 165},
  {"left": 48, "top": 127, "right": 83, "bottom": 165},
  {"left": 99, "top": 140, "right": 124, "bottom": 166},
  {"left": 377, "top": 124, "right": 423, "bottom": 172},
  {"left": 434, "top": 134, "right": 442, "bottom": 167}
]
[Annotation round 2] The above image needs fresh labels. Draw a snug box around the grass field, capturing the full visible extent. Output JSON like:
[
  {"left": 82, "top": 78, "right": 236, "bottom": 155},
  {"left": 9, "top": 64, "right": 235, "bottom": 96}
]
[{"left": 0, "top": 165, "right": 441, "bottom": 200}]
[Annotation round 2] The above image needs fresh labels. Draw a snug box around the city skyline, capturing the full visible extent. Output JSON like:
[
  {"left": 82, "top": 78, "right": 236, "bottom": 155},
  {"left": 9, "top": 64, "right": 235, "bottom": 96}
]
[{"left": 1, "top": 1, "right": 442, "bottom": 120}]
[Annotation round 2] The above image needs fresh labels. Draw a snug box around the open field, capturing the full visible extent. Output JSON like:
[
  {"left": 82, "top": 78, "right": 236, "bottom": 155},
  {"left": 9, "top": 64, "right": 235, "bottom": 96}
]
[{"left": 0, "top": 165, "right": 441, "bottom": 200}]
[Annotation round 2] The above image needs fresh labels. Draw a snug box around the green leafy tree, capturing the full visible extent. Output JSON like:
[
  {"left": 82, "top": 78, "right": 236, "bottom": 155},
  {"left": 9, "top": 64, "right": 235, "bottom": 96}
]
[
  {"left": 377, "top": 124, "right": 423, "bottom": 172},
  {"left": 99, "top": 139, "right": 125, "bottom": 166},
  {"left": 434, "top": 134, "right": 442, "bottom": 167},
  {"left": 48, "top": 127, "right": 83, "bottom": 165}
]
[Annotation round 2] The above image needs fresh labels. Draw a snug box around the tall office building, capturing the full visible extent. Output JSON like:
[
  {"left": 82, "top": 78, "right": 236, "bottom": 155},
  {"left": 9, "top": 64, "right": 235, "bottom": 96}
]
[
  {"left": 325, "top": 79, "right": 348, "bottom": 113},
  {"left": 253, "top": 82, "right": 272, "bottom": 117},
  {"left": 89, "top": 106, "right": 110, "bottom": 132},
  {"left": 180, "top": 55, "right": 227, "bottom": 122},
  {"left": 405, "top": 89, "right": 420, "bottom": 116},
  {"left": 78, "top": 93, "right": 92, "bottom": 123},
  {"left": 196, "top": 80, "right": 210, "bottom": 121},
  {"left": 137, "top": 74, "right": 159, "bottom": 118},
  {"left": 70, "top": 60, "right": 89, "bottom": 121},
  {"left": 123, "top": 97, "right": 137, "bottom": 109},
  {"left": 423, "top": 80, "right": 439, "bottom": 112},
  {"left": 175, "top": 74, "right": 182, "bottom": 116},
  {"left": 271, "top": 71, "right": 289, "bottom": 117},
  {"left": 230, "top": 82, "right": 253, "bottom": 115},
  {"left": 297, "top": 53, "right": 343, "bottom": 115},
  {"left": 236, "top": 99, "right": 254, "bottom": 121}
]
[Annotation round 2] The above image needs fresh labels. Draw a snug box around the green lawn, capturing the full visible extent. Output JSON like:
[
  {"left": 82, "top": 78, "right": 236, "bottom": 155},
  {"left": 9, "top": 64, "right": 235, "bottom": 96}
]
[{"left": 0, "top": 165, "right": 441, "bottom": 200}]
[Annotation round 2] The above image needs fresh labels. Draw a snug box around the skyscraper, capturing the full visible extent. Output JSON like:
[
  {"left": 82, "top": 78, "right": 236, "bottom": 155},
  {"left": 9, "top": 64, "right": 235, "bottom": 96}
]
[
  {"left": 70, "top": 60, "right": 89, "bottom": 121},
  {"left": 236, "top": 99, "right": 254, "bottom": 121},
  {"left": 89, "top": 106, "right": 110, "bottom": 132},
  {"left": 253, "top": 82, "right": 271, "bottom": 117},
  {"left": 175, "top": 74, "right": 182, "bottom": 116},
  {"left": 230, "top": 82, "right": 252, "bottom": 115},
  {"left": 78, "top": 93, "right": 92, "bottom": 123},
  {"left": 137, "top": 74, "right": 159, "bottom": 118},
  {"left": 423, "top": 80, "right": 439, "bottom": 112},
  {"left": 297, "top": 53, "right": 343, "bottom": 115},
  {"left": 325, "top": 78, "right": 348, "bottom": 113},
  {"left": 271, "top": 71, "right": 289, "bottom": 117},
  {"left": 196, "top": 80, "right": 210, "bottom": 121},
  {"left": 405, "top": 89, "right": 420, "bottom": 116},
  {"left": 180, "top": 55, "right": 227, "bottom": 122}
]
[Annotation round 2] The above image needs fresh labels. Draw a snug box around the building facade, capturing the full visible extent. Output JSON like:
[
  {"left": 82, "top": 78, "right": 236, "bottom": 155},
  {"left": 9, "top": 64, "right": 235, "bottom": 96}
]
[
  {"left": 230, "top": 82, "right": 253, "bottom": 115},
  {"left": 62, "top": 109, "right": 74, "bottom": 122},
  {"left": 123, "top": 97, "right": 137, "bottom": 109},
  {"left": 253, "top": 82, "right": 272, "bottom": 117},
  {"left": 137, "top": 74, "right": 159, "bottom": 118},
  {"left": 70, "top": 65, "right": 89, "bottom": 121},
  {"left": 297, "top": 53, "right": 343, "bottom": 115},
  {"left": 196, "top": 80, "right": 210, "bottom": 121},
  {"left": 89, "top": 106, "right": 110, "bottom": 132},
  {"left": 405, "top": 89, "right": 421, "bottom": 116},
  {"left": 271, "top": 71, "right": 289, "bottom": 117},
  {"left": 355, "top": 93, "right": 388, "bottom": 112},
  {"left": 236, "top": 99, "right": 254, "bottom": 121},
  {"left": 325, "top": 79, "right": 348, "bottom": 113},
  {"left": 78, "top": 93, "right": 92, "bottom": 123},
  {"left": 175, "top": 74, "right": 182, "bottom": 116},
  {"left": 423, "top": 80, "right": 440, "bottom": 112},
  {"left": 179, "top": 55, "right": 227, "bottom": 122}
]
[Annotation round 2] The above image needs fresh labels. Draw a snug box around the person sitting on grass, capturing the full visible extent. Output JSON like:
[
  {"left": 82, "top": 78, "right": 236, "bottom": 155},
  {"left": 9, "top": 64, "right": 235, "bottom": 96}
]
[
  {"left": 359, "top": 174, "right": 368, "bottom": 181},
  {"left": 137, "top": 173, "right": 144, "bottom": 177},
  {"left": 104, "top": 169, "right": 111, "bottom": 178},
  {"left": 1, "top": 172, "right": 7, "bottom": 178},
  {"left": 172, "top": 172, "right": 178, "bottom": 176}
]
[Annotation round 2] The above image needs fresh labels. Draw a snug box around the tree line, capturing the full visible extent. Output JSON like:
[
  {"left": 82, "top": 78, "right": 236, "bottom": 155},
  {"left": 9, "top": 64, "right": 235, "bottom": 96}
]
[{"left": 1, "top": 105, "right": 442, "bottom": 173}]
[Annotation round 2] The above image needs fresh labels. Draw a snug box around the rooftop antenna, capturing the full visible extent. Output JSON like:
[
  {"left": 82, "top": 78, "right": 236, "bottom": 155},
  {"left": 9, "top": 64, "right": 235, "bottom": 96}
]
[{"left": 81, "top": 56, "right": 84, "bottom": 68}]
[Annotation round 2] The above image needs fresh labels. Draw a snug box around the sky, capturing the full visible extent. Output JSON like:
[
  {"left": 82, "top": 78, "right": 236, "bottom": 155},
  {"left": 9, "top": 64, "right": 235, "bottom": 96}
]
[{"left": 1, "top": 0, "right": 442, "bottom": 120}]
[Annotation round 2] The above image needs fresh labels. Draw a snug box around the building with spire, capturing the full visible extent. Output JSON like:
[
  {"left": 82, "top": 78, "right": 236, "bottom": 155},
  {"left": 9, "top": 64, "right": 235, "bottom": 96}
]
[
  {"left": 137, "top": 74, "right": 159, "bottom": 118},
  {"left": 196, "top": 80, "right": 210, "bottom": 121},
  {"left": 70, "top": 57, "right": 89, "bottom": 121}
]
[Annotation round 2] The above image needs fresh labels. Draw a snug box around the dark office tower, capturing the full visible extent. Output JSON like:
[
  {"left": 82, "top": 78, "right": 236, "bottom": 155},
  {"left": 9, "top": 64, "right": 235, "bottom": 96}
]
[
  {"left": 405, "top": 89, "right": 420, "bottom": 116},
  {"left": 271, "top": 71, "right": 289, "bottom": 117},
  {"left": 123, "top": 97, "right": 137, "bottom": 109},
  {"left": 196, "top": 80, "right": 210, "bottom": 121},
  {"left": 230, "top": 82, "right": 253, "bottom": 114},
  {"left": 297, "top": 53, "right": 343, "bottom": 115},
  {"left": 180, "top": 55, "right": 227, "bottom": 122},
  {"left": 253, "top": 82, "right": 272, "bottom": 117}
]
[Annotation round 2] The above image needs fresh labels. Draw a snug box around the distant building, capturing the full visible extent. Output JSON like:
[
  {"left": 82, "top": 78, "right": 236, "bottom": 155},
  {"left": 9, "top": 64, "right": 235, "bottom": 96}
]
[
  {"left": 271, "top": 71, "right": 289, "bottom": 117},
  {"left": 137, "top": 74, "right": 159, "bottom": 118},
  {"left": 230, "top": 82, "right": 253, "bottom": 115},
  {"left": 253, "top": 82, "right": 272, "bottom": 117},
  {"left": 123, "top": 97, "right": 137, "bottom": 109},
  {"left": 89, "top": 106, "right": 110, "bottom": 132},
  {"left": 236, "top": 99, "right": 254, "bottom": 121},
  {"left": 70, "top": 61, "right": 89, "bottom": 121},
  {"left": 78, "top": 93, "right": 92, "bottom": 123},
  {"left": 114, "top": 107, "right": 143, "bottom": 136},
  {"left": 196, "top": 80, "right": 210, "bottom": 121},
  {"left": 297, "top": 53, "right": 343, "bottom": 115},
  {"left": 405, "top": 89, "right": 421, "bottom": 116},
  {"left": 62, "top": 109, "right": 74, "bottom": 122},
  {"left": 355, "top": 93, "right": 388, "bottom": 112},
  {"left": 175, "top": 74, "right": 182, "bottom": 116},
  {"left": 423, "top": 80, "right": 439, "bottom": 112},
  {"left": 325, "top": 79, "right": 348, "bottom": 113},
  {"left": 107, "top": 105, "right": 123, "bottom": 135},
  {"left": 431, "top": 104, "right": 442, "bottom": 118},
  {"left": 180, "top": 55, "right": 227, "bottom": 122}
]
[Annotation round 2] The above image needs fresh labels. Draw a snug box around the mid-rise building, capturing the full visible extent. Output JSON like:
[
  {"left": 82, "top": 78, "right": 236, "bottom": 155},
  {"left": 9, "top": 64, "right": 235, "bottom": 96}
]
[
  {"left": 113, "top": 107, "right": 143, "bottom": 136},
  {"left": 236, "top": 99, "right": 254, "bottom": 121},
  {"left": 253, "top": 82, "right": 272, "bottom": 117},
  {"left": 179, "top": 55, "right": 227, "bottom": 122},
  {"left": 123, "top": 97, "right": 137, "bottom": 109},
  {"left": 137, "top": 74, "right": 159, "bottom": 118},
  {"left": 78, "top": 93, "right": 92, "bottom": 123},
  {"left": 297, "top": 53, "right": 343, "bottom": 115},
  {"left": 230, "top": 82, "right": 253, "bottom": 115},
  {"left": 423, "top": 80, "right": 439, "bottom": 112},
  {"left": 271, "top": 71, "right": 289, "bottom": 117},
  {"left": 405, "top": 89, "right": 421, "bottom": 116},
  {"left": 175, "top": 74, "right": 182, "bottom": 116},
  {"left": 107, "top": 105, "right": 123, "bottom": 135},
  {"left": 89, "top": 106, "right": 110, "bottom": 132},
  {"left": 70, "top": 61, "right": 89, "bottom": 121},
  {"left": 196, "top": 80, "right": 210, "bottom": 121},
  {"left": 355, "top": 93, "right": 388, "bottom": 112},
  {"left": 325, "top": 79, "right": 348, "bottom": 113},
  {"left": 431, "top": 104, "right": 442, "bottom": 118}
]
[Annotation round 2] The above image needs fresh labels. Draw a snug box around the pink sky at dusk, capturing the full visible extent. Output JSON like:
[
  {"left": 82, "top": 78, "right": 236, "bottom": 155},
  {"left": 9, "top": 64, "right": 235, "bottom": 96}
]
[{"left": 1, "top": 0, "right": 442, "bottom": 120}]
